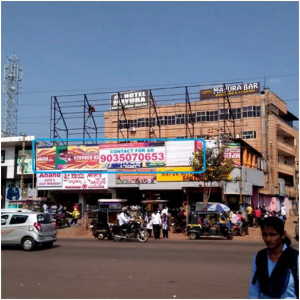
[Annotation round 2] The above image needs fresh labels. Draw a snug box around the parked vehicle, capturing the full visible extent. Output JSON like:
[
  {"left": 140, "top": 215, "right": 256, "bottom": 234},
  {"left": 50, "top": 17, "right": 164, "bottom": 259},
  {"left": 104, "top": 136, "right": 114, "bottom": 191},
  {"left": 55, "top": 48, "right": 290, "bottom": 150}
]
[
  {"left": 91, "top": 199, "right": 127, "bottom": 240},
  {"left": 1, "top": 211, "right": 57, "bottom": 251},
  {"left": 112, "top": 219, "right": 148, "bottom": 242},
  {"left": 54, "top": 213, "right": 70, "bottom": 229},
  {"left": 187, "top": 211, "right": 233, "bottom": 240}
]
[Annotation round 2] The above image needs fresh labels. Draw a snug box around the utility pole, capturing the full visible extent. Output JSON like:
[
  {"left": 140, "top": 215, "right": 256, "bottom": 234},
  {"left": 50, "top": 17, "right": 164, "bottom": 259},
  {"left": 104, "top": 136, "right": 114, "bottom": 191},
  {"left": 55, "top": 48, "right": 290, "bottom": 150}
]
[{"left": 20, "top": 134, "right": 27, "bottom": 198}]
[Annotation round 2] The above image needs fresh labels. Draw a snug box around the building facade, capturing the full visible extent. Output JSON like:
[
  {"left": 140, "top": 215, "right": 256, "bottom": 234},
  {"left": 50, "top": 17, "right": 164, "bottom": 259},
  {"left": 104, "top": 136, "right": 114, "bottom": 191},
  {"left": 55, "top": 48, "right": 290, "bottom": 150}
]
[{"left": 104, "top": 83, "right": 298, "bottom": 212}]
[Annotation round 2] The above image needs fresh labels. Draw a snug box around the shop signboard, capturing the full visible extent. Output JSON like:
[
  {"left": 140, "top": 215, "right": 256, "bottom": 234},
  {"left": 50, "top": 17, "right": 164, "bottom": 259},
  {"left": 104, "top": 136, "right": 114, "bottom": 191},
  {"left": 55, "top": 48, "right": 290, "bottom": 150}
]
[
  {"left": 110, "top": 90, "right": 149, "bottom": 110},
  {"left": 62, "top": 173, "right": 107, "bottom": 189},
  {"left": 200, "top": 82, "right": 260, "bottom": 100},
  {"left": 116, "top": 169, "right": 156, "bottom": 184},
  {"left": 99, "top": 142, "right": 165, "bottom": 168},
  {"left": 37, "top": 173, "right": 63, "bottom": 187},
  {"left": 156, "top": 167, "right": 195, "bottom": 182}
]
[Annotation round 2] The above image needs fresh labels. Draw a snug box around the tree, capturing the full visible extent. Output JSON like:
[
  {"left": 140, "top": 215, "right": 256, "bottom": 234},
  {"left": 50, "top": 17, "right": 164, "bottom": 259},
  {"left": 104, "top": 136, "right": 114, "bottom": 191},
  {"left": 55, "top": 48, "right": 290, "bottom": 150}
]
[{"left": 190, "top": 144, "right": 234, "bottom": 210}]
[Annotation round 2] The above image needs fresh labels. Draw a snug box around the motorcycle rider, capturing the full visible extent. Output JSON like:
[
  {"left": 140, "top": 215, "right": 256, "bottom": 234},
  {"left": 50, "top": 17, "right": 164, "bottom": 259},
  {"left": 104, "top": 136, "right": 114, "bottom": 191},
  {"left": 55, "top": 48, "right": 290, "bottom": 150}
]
[{"left": 118, "top": 207, "right": 131, "bottom": 234}]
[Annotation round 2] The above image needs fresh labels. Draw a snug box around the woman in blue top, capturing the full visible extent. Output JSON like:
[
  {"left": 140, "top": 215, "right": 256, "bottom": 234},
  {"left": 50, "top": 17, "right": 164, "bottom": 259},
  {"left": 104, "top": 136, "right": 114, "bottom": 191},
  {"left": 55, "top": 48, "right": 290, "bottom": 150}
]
[{"left": 249, "top": 216, "right": 299, "bottom": 299}]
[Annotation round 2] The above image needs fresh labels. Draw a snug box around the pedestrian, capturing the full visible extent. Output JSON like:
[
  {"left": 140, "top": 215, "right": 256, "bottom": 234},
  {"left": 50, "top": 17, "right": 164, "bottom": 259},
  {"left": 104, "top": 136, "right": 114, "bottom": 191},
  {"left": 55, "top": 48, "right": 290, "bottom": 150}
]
[
  {"left": 161, "top": 205, "right": 168, "bottom": 216},
  {"left": 161, "top": 213, "right": 169, "bottom": 238},
  {"left": 57, "top": 203, "right": 63, "bottom": 216},
  {"left": 249, "top": 216, "right": 299, "bottom": 299},
  {"left": 151, "top": 209, "right": 162, "bottom": 240},
  {"left": 254, "top": 207, "right": 262, "bottom": 227},
  {"left": 281, "top": 204, "right": 287, "bottom": 225},
  {"left": 67, "top": 206, "right": 80, "bottom": 226},
  {"left": 144, "top": 212, "right": 153, "bottom": 238},
  {"left": 246, "top": 204, "right": 253, "bottom": 227},
  {"left": 231, "top": 211, "right": 239, "bottom": 225}
]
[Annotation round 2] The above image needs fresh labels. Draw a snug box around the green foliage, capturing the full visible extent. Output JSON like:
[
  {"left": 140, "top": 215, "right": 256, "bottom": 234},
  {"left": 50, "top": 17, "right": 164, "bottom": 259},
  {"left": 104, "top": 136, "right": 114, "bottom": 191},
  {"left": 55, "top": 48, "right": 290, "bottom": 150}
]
[{"left": 190, "top": 145, "right": 235, "bottom": 207}]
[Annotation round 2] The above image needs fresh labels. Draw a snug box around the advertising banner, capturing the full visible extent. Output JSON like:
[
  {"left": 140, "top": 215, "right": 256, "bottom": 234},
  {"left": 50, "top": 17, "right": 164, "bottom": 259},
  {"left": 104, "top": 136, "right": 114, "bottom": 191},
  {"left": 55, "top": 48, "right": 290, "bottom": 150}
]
[
  {"left": 99, "top": 142, "right": 165, "bottom": 168},
  {"left": 62, "top": 145, "right": 102, "bottom": 169},
  {"left": 116, "top": 169, "right": 157, "bottom": 184},
  {"left": 165, "top": 141, "right": 194, "bottom": 166},
  {"left": 62, "top": 173, "right": 107, "bottom": 189},
  {"left": 36, "top": 147, "right": 56, "bottom": 170},
  {"left": 200, "top": 82, "right": 260, "bottom": 100},
  {"left": 17, "top": 150, "right": 33, "bottom": 174},
  {"left": 224, "top": 143, "right": 241, "bottom": 166},
  {"left": 37, "top": 173, "right": 63, "bottom": 187},
  {"left": 110, "top": 90, "right": 149, "bottom": 110},
  {"left": 156, "top": 167, "right": 196, "bottom": 182}
]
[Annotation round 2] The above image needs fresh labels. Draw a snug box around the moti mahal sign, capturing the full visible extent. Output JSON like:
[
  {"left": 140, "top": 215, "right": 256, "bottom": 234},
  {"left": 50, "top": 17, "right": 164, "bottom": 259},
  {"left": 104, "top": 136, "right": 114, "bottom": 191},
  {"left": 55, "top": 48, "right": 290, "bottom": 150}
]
[{"left": 200, "top": 82, "right": 260, "bottom": 100}]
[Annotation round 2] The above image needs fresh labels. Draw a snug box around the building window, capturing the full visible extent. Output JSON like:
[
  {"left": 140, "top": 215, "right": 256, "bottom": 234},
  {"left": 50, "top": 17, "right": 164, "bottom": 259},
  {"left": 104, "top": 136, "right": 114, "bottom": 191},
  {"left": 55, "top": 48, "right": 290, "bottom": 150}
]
[
  {"left": 196, "top": 111, "right": 207, "bottom": 122},
  {"left": 208, "top": 111, "right": 218, "bottom": 121},
  {"left": 219, "top": 109, "right": 229, "bottom": 120},
  {"left": 158, "top": 116, "right": 166, "bottom": 126},
  {"left": 137, "top": 118, "right": 148, "bottom": 127},
  {"left": 176, "top": 114, "right": 185, "bottom": 124},
  {"left": 128, "top": 119, "right": 137, "bottom": 128},
  {"left": 242, "top": 131, "right": 256, "bottom": 139},
  {"left": 1, "top": 150, "right": 5, "bottom": 163},
  {"left": 231, "top": 108, "right": 241, "bottom": 119},
  {"left": 243, "top": 106, "right": 260, "bottom": 118},
  {"left": 118, "top": 120, "right": 128, "bottom": 129},
  {"left": 149, "top": 117, "right": 156, "bottom": 127},
  {"left": 186, "top": 113, "right": 195, "bottom": 123},
  {"left": 166, "top": 115, "right": 175, "bottom": 125}
]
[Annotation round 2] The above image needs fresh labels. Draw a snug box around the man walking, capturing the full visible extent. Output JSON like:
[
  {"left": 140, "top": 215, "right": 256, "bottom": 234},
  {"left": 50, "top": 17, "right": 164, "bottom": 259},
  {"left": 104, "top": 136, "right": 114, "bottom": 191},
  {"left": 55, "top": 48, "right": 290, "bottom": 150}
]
[{"left": 151, "top": 209, "right": 162, "bottom": 240}]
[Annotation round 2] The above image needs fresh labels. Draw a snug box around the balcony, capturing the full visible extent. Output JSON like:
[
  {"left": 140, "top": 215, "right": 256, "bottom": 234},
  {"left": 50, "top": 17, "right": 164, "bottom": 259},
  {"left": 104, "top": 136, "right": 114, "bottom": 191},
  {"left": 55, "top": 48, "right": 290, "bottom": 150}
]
[
  {"left": 277, "top": 163, "right": 296, "bottom": 176},
  {"left": 277, "top": 140, "right": 297, "bottom": 156},
  {"left": 285, "top": 186, "right": 297, "bottom": 199}
]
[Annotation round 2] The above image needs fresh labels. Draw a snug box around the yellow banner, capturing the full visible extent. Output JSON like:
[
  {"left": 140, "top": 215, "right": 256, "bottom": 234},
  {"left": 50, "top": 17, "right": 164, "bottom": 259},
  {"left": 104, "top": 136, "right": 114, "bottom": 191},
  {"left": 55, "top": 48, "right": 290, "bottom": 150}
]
[{"left": 157, "top": 167, "right": 194, "bottom": 182}]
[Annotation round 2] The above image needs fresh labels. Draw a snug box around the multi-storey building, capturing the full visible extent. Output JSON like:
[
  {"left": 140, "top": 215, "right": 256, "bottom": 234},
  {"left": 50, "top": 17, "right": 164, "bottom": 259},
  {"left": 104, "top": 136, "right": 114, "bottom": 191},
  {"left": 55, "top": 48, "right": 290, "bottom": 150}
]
[{"left": 104, "top": 83, "right": 298, "bottom": 211}]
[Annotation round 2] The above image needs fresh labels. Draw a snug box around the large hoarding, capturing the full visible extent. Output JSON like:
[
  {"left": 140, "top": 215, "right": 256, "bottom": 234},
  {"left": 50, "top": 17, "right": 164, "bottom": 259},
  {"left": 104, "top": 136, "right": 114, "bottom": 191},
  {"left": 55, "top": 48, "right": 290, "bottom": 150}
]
[
  {"left": 200, "top": 82, "right": 260, "bottom": 100},
  {"left": 110, "top": 90, "right": 149, "bottom": 110}
]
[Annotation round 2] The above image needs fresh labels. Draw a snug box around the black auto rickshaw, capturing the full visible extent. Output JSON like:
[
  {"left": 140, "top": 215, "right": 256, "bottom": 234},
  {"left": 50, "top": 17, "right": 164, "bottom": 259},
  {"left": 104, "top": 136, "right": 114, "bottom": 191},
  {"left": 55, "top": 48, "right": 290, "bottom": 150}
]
[
  {"left": 187, "top": 211, "right": 233, "bottom": 240},
  {"left": 91, "top": 199, "right": 127, "bottom": 240}
]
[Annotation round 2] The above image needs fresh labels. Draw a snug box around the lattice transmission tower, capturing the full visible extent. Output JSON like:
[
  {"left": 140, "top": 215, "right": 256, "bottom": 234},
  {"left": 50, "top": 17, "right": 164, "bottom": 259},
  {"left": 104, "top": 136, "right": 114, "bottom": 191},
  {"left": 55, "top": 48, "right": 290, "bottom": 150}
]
[{"left": 3, "top": 54, "right": 23, "bottom": 136}]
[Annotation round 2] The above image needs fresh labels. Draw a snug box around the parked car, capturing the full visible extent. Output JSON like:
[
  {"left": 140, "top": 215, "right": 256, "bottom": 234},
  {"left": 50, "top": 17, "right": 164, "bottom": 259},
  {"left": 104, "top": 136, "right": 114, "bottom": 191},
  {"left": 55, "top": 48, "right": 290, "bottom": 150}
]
[{"left": 1, "top": 211, "right": 57, "bottom": 251}]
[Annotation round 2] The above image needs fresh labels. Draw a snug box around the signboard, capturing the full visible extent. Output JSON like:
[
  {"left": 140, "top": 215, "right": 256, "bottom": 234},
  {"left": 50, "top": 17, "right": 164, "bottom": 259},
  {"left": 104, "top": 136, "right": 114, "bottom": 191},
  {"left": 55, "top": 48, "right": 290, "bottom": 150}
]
[
  {"left": 37, "top": 173, "right": 108, "bottom": 189},
  {"left": 62, "top": 173, "right": 107, "bottom": 189},
  {"left": 36, "top": 147, "right": 56, "bottom": 170},
  {"left": 99, "top": 142, "right": 165, "bottom": 168},
  {"left": 224, "top": 143, "right": 241, "bottom": 166},
  {"left": 17, "top": 150, "right": 33, "bottom": 174},
  {"left": 110, "top": 90, "right": 149, "bottom": 110},
  {"left": 37, "top": 173, "right": 63, "bottom": 187},
  {"left": 116, "top": 169, "right": 157, "bottom": 184},
  {"left": 156, "top": 167, "right": 195, "bottom": 182},
  {"left": 200, "top": 82, "right": 260, "bottom": 100}
]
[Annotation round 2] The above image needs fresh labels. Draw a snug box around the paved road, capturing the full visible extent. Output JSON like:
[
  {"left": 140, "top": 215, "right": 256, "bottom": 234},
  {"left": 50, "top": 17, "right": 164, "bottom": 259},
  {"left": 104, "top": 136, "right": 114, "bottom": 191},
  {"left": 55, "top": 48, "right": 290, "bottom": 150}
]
[{"left": 1, "top": 238, "right": 276, "bottom": 299}]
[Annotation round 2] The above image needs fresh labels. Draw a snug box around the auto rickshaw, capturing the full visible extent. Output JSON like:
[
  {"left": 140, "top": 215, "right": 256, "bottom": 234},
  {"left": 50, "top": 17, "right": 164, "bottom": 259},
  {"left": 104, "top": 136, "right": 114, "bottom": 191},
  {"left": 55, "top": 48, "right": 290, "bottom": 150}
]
[
  {"left": 187, "top": 211, "right": 233, "bottom": 240},
  {"left": 91, "top": 199, "right": 127, "bottom": 240}
]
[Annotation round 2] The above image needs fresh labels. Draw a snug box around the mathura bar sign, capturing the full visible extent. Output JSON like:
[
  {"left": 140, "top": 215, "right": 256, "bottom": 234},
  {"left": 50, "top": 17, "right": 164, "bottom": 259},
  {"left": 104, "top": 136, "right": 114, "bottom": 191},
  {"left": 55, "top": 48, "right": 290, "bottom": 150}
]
[
  {"left": 200, "top": 82, "right": 260, "bottom": 100},
  {"left": 110, "top": 90, "right": 149, "bottom": 110}
]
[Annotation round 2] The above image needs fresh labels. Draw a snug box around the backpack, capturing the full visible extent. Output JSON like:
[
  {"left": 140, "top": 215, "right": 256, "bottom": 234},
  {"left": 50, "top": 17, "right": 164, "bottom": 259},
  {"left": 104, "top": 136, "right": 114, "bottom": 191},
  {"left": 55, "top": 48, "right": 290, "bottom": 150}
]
[{"left": 252, "top": 247, "right": 299, "bottom": 298}]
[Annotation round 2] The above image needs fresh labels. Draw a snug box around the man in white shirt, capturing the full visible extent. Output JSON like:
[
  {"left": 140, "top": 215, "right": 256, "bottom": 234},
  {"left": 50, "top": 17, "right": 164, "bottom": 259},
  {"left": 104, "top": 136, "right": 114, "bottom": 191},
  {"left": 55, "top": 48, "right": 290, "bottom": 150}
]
[
  {"left": 281, "top": 204, "right": 287, "bottom": 224},
  {"left": 161, "top": 205, "right": 168, "bottom": 216},
  {"left": 119, "top": 207, "right": 131, "bottom": 232},
  {"left": 231, "top": 211, "right": 239, "bottom": 225},
  {"left": 151, "top": 209, "right": 162, "bottom": 239}
]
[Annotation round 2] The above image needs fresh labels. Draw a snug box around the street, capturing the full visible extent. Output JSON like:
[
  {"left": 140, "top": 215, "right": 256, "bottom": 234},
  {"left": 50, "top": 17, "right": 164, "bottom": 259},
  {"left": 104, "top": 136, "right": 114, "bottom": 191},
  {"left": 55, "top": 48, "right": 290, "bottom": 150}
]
[{"left": 2, "top": 238, "right": 267, "bottom": 299}]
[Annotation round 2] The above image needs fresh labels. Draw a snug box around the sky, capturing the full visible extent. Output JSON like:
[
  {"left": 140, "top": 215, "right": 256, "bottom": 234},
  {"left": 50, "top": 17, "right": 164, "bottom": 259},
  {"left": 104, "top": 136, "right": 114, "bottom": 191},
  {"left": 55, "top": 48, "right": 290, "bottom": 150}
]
[{"left": 1, "top": 1, "right": 299, "bottom": 139}]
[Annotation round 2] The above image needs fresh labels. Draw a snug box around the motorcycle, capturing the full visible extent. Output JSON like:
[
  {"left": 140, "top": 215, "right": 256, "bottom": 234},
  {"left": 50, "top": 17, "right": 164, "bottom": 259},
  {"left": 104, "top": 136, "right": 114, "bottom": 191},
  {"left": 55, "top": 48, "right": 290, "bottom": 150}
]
[
  {"left": 91, "top": 222, "right": 112, "bottom": 240},
  {"left": 54, "top": 213, "right": 70, "bottom": 229},
  {"left": 231, "top": 221, "right": 249, "bottom": 236},
  {"left": 112, "top": 220, "right": 149, "bottom": 242}
]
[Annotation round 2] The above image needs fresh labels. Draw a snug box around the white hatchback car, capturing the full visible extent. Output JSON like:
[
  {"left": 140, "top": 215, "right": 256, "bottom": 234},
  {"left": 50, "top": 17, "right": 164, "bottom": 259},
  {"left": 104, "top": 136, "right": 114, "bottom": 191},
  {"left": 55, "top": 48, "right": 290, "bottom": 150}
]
[{"left": 1, "top": 211, "right": 57, "bottom": 251}]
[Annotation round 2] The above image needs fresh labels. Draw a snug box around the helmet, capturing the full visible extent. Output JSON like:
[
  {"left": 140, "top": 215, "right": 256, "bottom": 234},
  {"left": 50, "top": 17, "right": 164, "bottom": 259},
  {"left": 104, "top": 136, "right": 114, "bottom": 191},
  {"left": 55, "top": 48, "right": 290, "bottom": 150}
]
[{"left": 121, "top": 207, "right": 127, "bottom": 212}]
